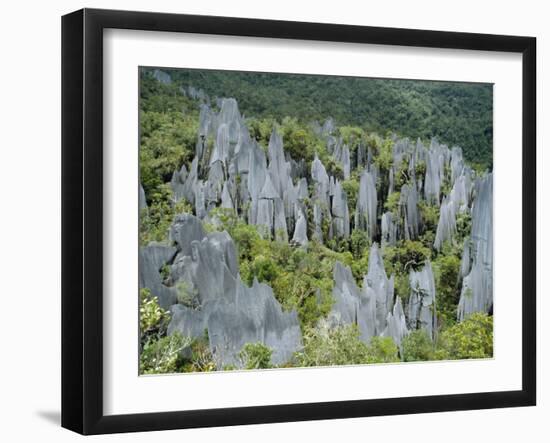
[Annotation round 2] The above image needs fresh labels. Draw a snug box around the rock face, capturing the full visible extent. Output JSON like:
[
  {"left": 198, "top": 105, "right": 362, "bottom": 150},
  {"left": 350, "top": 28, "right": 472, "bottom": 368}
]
[
  {"left": 152, "top": 69, "right": 172, "bottom": 84},
  {"left": 169, "top": 213, "right": 206, "bottom": 257},
  {"left": 331, "top": 180, "right": 350, "bottom": 239},
  {"left": 400, "top": 183, "right": 420, "bottom": 240},
  {"left": 162, "top": 214, "right": 302, "bottom": 368},
  {"left": 381, "top": 212, "right": 397, "bottom": 246},
  {"left": 292, "top": 208, "right": 309, "bottom": 246},
  {"left": 139, "top": 244, "right": 178, "bottom": 309},
  {"left": 382, "top": 297, "right": 409, "bottom": 352},
  {"left": 365, "top": 243, "right": 395, "bottom": 335},
  {"left": 328, "top": 242, "right": 427, "bottom": 348},
  {"left": 434, "top": 196, "right": 457, "bottom": 251},
  {"left": 408, "top": 262, "right": 437, "bottom": 340},
  {"left": 329, "top": 261, "right": 376, "bottom": 342},
  {"left": 457, "top": 174, "right": 493, "bottom": 320},
  {"left": 424, "top": 139, "right": 450, "bottom": 206},
  {"left": 355, "top": 170, "right": 378, "bottom": 240}
]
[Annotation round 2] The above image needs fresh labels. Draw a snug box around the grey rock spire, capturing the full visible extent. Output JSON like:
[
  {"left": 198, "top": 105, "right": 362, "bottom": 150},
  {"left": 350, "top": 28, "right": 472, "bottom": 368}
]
[
  {"left": 365, "top": 243, "right": 395, "bottom": 335},
  {"left": 408, "top": 261, "right": 437, "bottom": 340},
  {"left": 382, "top": 297, "right": 409, "bottom": 353},
  {"left": 457, "top": 174, "right": 493, "bottom": 321},
  {"left": 164, "top": 214, "right": 302, "bottom": 368},
  {"left": 355, "top": 170, "right": 378, "bottom": 240},
  {"left": 434, "top": 196, "right": 457, "bottom": 251}
]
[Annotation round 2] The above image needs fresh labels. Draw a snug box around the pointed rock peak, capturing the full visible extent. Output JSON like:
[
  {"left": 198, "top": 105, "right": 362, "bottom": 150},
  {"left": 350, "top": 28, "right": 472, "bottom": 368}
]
[
  {"left": 260, "top": 173, "right": 280, "bottom": 200},
  {"left": 219, "top": 98, "right": 240, "bottom": 124},
  {"left": 221, "top": 182, "right": 233, "bottom": 209},
  {"left": 311, "top": 154, "right": 329, "bottom": 185},
  {"left": 367, "top": 243, "right": 388, "bottom": 281},
  {"left": 333, "top": 261, "right": 355, "bottom": 289},
  {"left": 393, "top": 296, "right": 405, "bottom": 317},
  {"left": 296, "top": 178, "right": 309, "bottom": 199},
  {"left": 268, "top": 128, "right": 283, "bottom": 150},
  {"left": 292, "top": 209, "right": 308, "bottom": 247}
]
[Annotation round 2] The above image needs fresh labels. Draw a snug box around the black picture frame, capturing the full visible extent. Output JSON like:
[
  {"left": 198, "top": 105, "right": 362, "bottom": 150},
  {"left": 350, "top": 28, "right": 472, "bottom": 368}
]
[{"left": 61, "top": 8, "right": 537, "bottom": 435}]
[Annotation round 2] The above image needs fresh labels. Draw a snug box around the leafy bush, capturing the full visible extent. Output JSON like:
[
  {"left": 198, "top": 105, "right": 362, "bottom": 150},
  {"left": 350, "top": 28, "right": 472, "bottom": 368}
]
[
  {"left": 432, "top": 253, "right": 461, "bottom": 327},
  {"left": 418, "top": 201, "right": 439, "bottom": 232},
  {"left": 383, "top": 240, "right": 431, "bottom": 274},
  {"left": 239, "top": 342, "right": 274, "bottom": 369},
  {"left": 373, "top": 138, "right": 394, "bottom": 172},
  {"left": 184, "top": 337, "right": 216, "bottom": 372},
  {"left": 295, "top": 322, "right": 399, "bottom": 367},
  {"left": 140, "top": 332, "right": 191, "bottom": 374},
  {"left": 139, "top": 186, "right": 193, "bottom": 245},
  {"left": 139, "top": 288, "right": 170, "bottom": 340},
  {"left": 384, "top": 191, "right": 401, "bottom": 215},
  {"left": 341, "top": 178, "right": 359, "bottom": 211},
  {"left": 402, "top": 329, "right": 435, "bottom": 362},
  {"left": 175, "top": 280, "right": 199, "bottom": 308},
  {"left": 350, "top": 229, "right": 370, "bottom": 259},
  {"left": 366, "top": 336, "right": 401, "bottom": 363},
  {"left": 435, "top": 313, "right": 493, "bottom": 360}
]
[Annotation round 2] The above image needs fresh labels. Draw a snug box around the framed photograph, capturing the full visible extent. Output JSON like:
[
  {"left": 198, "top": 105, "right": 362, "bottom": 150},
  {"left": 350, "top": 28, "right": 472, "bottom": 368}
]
[{"left": 61, "top": 8, "right": 536, "bottom": 435}]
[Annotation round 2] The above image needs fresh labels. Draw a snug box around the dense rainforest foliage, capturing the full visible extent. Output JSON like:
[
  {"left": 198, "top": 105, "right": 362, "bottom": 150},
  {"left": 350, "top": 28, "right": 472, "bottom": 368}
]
[
  {"left": 138, "top": 68, "right": 493, "bottom": 374},
  {"left": 159, "top": 67, "right": 493, "bottom": 170}
]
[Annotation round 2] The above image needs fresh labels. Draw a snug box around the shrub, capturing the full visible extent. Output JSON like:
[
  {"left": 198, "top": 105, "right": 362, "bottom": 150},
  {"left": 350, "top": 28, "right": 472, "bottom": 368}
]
[
  {"left": 295, "top": 322, "right": 399, "bottom": 367},
  {"left": 366, "top": 336, "right": 400, "bottom": 363},
  {"left": 384, "top": 191, "right": 401, "bottom": 215},
  {"left": 350, "top": 229, "right": 370, "bottom": 259},
  {"left": 186, "top": 337, "right": 216, "bottom": 372},
  {"left": 432, "top": 253, "right": 461, "bottom": 327},
  {"left": 418, "top": 201, "right": 439, "bottom": 233},
  {"left": 139, "top": 332, "right": 191, "bottom": 374},
  {"left": 175, "top": 281, "right": 199, "bottom": 308},
  {"left": 239, "top": 342, "right": 274, "bottom": 369},
  {"left": 402, "top": 329, "right": 435, "bottom": 362},
  {"left": 341, "top": 178, "right": 360, "bottom": 211},
  {"left": 295, "top": 322, "right": 370, "bottom": 367},
  {"left": 139, "top": 187, "right": 194, "bottom": 245},
  {"left": 139, "top": 288, "right": 170, "bottom": 340},
  {"left": 383, "top": 240, "right": 431, "bottom": 275},
  {"left": 435, "top": 313, "right": 493, "bottom": 360}
]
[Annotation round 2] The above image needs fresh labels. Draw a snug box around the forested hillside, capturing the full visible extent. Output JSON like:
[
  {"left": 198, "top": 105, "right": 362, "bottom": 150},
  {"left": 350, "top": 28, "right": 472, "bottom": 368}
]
[
  {"left": 138, "top": 68, "right": 493, "bottom": 374},
  {"left": 159, "top": 68, "right": 493, "bottom": 170}
]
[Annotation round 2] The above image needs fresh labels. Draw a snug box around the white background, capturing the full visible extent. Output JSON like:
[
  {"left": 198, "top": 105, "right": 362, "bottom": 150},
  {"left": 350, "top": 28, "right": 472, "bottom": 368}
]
[{"left": 0, "top": 0, "right": 546, "bottom": 442}]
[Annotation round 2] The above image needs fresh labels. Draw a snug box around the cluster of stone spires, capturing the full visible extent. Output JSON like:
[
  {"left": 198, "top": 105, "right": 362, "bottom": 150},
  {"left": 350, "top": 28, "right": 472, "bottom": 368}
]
[{"left": 140, "top": 75, "right": 493, "bottom": 367}]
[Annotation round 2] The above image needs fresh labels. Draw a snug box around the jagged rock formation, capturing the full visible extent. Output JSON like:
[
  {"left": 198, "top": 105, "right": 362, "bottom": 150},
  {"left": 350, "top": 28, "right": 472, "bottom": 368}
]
[
  {"left": 408, "top": 262, "right": 437, "bottom": 340},
  {"left": 381, "top": 212, "right": 397, "bottom": 246},
  {"left": 152, "top": 69, "right": 172, "bottom": 85},
  {"left": 139, "top": 244, "right": 178, "bottom": 309},
  {"left": 400, "top": 183, "right": 421, "bottom": 240},
  {"left": 292, "top": 208, "right": 309, "bottom": 246},
  {"left": 355, "top": 170, "right": 378, "bottom": 240},
  {"left": 424, "top": 139, "right": 450, "bottom": 206},
  {"left": 329, "top": 261, "right": 377, "bottom": 342},
  {"left": 163, "top": 214, "right": 302, "bottom": 368},
  {"left": 382, "top": 297, "right": 409, "bottom": 352},
  {"left": 365, "top": 244, "right": 395, "bottom": 335},
  {"left": 331, "top": 180, "right": 350, "bottom": 239},
  {"left": 457, "top": 174, "right": 493, "bottom": 320},
  {"left": 328, "top": 243, "right": 416, "bottom": 349},
  {"left": 434, "top": 196, "right": 457, "bottom": 251}
]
